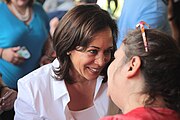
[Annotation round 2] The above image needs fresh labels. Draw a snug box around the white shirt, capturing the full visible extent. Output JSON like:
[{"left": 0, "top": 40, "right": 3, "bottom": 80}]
[
  {"left": 14, "top": 59, "right": 110, "bottom": 120},
  {"left": 70, "top": 105, "right": 99, "bottom": 120}
]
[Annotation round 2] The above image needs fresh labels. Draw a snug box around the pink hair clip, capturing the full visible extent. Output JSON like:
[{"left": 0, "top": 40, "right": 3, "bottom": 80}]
[{"left": 136, "top": 21, "right": 150, "bottom": 52}]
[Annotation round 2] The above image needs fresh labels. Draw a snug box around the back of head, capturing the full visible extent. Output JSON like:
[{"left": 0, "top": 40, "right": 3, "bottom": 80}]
[
  {"left": 122, "top": 29, "right": 180, "bottom": 113},
  {"left": 53, "top": 4, "right": 117, "bottom": 83}
]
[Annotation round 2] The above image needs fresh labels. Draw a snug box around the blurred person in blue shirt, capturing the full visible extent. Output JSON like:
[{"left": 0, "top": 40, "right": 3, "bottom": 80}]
[
  {"left": 0, "top": 0, "right": 49, "bottom": 118},
  {"left": 0, "top": 0, "right": 49, "bottom": 90},
  {"left": 117, "top": 0, "right": 171, "bottom": 48}
]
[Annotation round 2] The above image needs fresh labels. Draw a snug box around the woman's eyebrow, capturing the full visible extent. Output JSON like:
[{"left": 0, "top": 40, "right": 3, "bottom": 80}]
[
  {"left": 88, "top": 46, "right": 100, "bottom": 49},
  {"left": 88, "top": 46, "right": 113, "bottom": 49}
]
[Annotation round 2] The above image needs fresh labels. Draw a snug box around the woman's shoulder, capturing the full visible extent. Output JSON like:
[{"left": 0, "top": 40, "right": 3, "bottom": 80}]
[
  {"left": 32, "top": 2, "right": 46, "bottom": 12},
  {"left": 0, "top": 1, "right": 6, "bottom": 9},
  {"left": 18, "top": 59, "right": 60, "bottom": 89},
  {"left": 18, "top": 63, "right": 53, "bottom": 88},
  {"left": 32, "top": 2, "right": 49, "bottom": 23},
  {"left": 0, "top": 1, "right": 3, "bottom": 5},
  {"left": 33, "top": 2, "right": 43, "bottom": 8}
]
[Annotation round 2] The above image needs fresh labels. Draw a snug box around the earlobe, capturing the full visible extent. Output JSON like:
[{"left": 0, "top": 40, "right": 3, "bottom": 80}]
[{"left": 127, "top": 56, "right": 141, "bottom": 78}]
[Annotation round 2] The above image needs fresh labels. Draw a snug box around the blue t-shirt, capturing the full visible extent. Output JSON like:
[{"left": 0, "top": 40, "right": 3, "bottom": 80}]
[
  {"left": 117, "top": 0, "right": 171, "bottom": 48},
  {"left": 0, "top": 2, "right": 50, "bottom": 89}
]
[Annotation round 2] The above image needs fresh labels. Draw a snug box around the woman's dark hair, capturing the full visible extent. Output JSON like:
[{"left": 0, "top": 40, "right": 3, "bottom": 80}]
[
  {"left": 53, "top": 4, "right": 118, "bottom": 84},
  {"left": 4, "top": 0, "right": 34, "bottom": 6},
  {"left": 122, "top": 29, "right": 180, "bottom": 113}
]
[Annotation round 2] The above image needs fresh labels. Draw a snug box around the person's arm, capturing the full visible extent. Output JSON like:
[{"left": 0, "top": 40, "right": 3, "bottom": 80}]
[
  {"left": 39, "top": 17, "right": 58, "bottom": 66},
  {"left": 169, "top": 19, "right": 180, "bottom": 45},
  {"left": 167, "top": 0, "right": 180, "bottom": 46},
  {"left": 0, "top": 47, "right": 25, "bottom": 65},
  {"left": 39, "top": 36, "right": 56, "bottom": 66},
  {"left": 0, "top": 74, "right": 17, "bottom": 112}
]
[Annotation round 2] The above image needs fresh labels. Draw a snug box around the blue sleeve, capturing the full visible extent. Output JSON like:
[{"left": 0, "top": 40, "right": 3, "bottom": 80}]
[
  {"left": 116, "top": 0, "right": 171, "bottom": 48},
  {"left": 137, "top": 0, "right": 170, "bottom": 33}
]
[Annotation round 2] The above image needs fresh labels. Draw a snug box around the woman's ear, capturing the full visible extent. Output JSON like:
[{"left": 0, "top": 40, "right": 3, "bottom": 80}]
[
  {"left": 127, "top": 56, "right": 141, "bottom": 78},
  {"left": 67, "top": 51, "right": 71, "bottom": 55}
]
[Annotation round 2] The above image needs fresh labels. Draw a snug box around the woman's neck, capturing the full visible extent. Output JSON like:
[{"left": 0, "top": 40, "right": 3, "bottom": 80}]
[
  {"left": 121, "top": 94, "right": 145, "bottom": 114},
  {"left": 66, "top": 80, "right": 97, "bottom": 111},
  {"left": 122, "top": 94, "right": 166, "bottom": 114},
  {"left": 8, "top": 2, "right": 31, "bottom": 22}
]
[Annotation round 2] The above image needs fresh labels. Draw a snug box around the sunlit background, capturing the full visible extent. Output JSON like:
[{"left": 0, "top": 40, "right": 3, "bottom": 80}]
[{"left": 74, "top": 0, "right": 124, "bottom": 19}]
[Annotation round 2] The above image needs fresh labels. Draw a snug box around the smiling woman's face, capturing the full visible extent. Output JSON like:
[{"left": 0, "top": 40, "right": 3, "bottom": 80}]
[{"left": 69, "top": 27, "right": 114, "bottom": 82}]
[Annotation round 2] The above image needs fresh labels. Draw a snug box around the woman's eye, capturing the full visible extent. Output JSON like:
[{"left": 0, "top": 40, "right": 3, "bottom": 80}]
[{"left": 87, "top": 50, "right": 98, "bottom": 55}]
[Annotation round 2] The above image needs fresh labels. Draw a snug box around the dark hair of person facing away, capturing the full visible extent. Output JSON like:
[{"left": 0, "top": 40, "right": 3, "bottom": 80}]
[
  {"left": 122, "top": 29, "right": 180, "bottom": 113},
  {"left": 4, "top": 0, "right": 34, "bottom": 6},
  {"left": 53, "top": 4, "right": 118, "bottom": 84}
]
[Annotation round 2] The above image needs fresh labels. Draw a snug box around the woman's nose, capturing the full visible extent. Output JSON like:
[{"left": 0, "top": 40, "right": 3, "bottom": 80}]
[{"left": 94, "top": 55, "right": 106, "bottom": 66}]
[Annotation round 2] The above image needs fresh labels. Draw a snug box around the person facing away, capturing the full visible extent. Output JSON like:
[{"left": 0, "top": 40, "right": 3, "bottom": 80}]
[
  {"left": 100, "top": 28, "right": 180, "bottom": 120},
  {"left": 116, "top": 0, "right": 171, "bottom": 48},
  {"left": 14, "top": 4, "right": 119, "bottom": 120},
  {"left": 0, "top": 0, "right": 49, "bottom": 90}
]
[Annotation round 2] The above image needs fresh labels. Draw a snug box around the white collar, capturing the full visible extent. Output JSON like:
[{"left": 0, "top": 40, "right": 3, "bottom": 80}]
[{"left": 50, "top": 59, "right": 105, "bottom": 101}]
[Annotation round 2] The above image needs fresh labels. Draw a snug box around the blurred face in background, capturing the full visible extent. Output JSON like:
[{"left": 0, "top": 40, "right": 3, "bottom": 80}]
[{"left": 11, "top": 0, "right": 30, "bottom": 8}]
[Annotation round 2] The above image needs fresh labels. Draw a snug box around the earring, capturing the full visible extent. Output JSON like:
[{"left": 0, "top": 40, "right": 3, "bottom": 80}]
[{"left": 67, "top": 52, "right": 71, "bottom": 55}]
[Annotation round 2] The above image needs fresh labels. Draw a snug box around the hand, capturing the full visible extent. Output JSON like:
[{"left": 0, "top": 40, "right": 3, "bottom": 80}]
[
  {"left": 2, "top": 46, "right": 25, "bottom": 65},
  {"left": 40, "top": 54, "right": 56, "bottom": 66},
  {"left": 167, "top": 0, "right": 173, "bottom": 20},
  {"left": 0, "top": 87, "right": 17, "bottom": 111}
]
